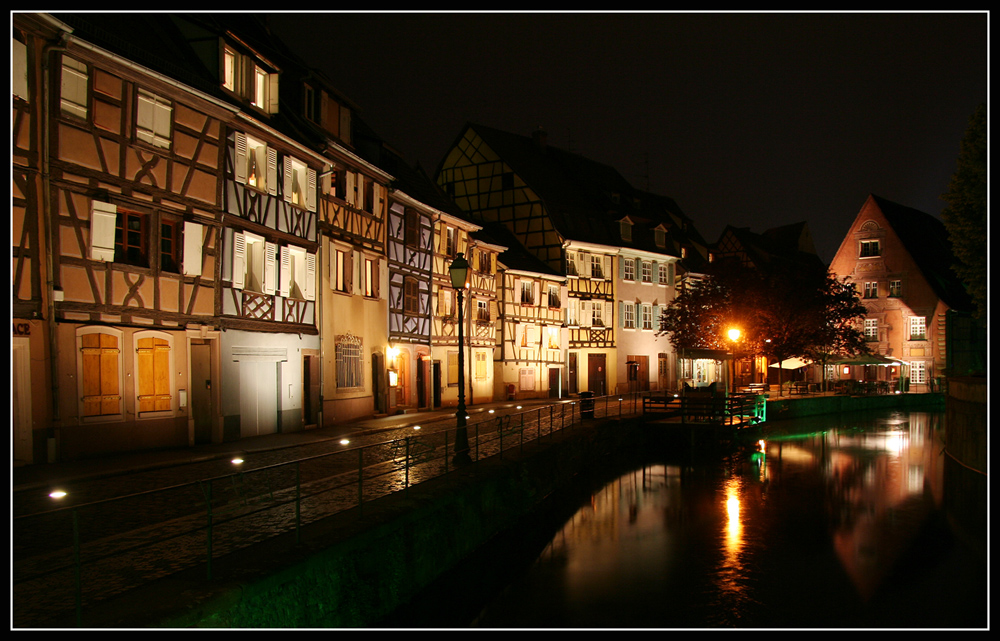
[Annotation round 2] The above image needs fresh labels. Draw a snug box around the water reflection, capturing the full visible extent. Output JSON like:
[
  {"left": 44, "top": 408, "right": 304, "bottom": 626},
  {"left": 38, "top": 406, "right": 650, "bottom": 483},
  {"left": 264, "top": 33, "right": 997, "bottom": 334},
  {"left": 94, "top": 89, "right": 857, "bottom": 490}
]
[{"left": 470, "top": 410, "right": 984, "bottom": 628}]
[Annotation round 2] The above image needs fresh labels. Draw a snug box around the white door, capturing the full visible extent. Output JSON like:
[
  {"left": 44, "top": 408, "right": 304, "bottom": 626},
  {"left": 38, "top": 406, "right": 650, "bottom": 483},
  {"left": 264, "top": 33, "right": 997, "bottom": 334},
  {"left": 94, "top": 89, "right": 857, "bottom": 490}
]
[{"left": 239, "top": 361, "right": 279, "bottom": 436}]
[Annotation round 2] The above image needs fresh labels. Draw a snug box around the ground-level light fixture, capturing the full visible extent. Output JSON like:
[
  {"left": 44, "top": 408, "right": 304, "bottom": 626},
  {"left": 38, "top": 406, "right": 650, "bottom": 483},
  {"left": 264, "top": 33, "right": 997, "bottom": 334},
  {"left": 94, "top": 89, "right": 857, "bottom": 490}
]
[
  {"left": 49, "top": 490, "right": 67, "bottom": 499},
  {"left": 340, "top": 438, "right": 350, "bottom": 445},
  {"left": 231, "top": 457, "right": 244, "bottom": 465}
]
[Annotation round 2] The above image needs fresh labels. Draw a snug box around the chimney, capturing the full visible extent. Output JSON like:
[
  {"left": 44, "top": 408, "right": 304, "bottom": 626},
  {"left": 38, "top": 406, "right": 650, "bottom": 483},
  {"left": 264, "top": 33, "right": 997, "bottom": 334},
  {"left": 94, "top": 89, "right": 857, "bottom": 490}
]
[{"left": 532, "top": 126, "right": 547, "bottom": 152}]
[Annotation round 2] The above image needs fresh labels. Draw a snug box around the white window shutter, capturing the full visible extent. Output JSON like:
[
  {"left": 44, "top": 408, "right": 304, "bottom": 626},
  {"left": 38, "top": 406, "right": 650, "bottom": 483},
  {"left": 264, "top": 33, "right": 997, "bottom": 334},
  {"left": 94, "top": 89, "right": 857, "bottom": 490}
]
[
  {"left": 266, "top": 146, "right": 278, "bottom": 195},
  {"left": 263, "top": 241, "right": 276, "bottom": 295},
  {"left": 604, "top": 255, "right": 612, "bottom": 279},
  {"left": 305, "top": 252, "right": 316, "bottom": 301},
  {"left": 182, "top": 221, "right": 203, "bottom": 277},
  {"left": 13, "top": 38, "right": 28, "bottom": 100},
  {"left": 278, "top": 245, "right": 290, "bottom": 297},
  {"left": 581, "top": 301, "right": 590, "bottom": 327},
  {"left": 306, "top": 167, "right": 317, "bottom": 213},
  {"left": 283, "top": 156, "right": 292, "bottom": 204},
  {"left": 232, "top": 232, "right": 246, "bottom": 290},
  {"left": 605, "top": 301, "right": 612, "bottom": 325},
  {"left": 234, "top": 132, "right": 248, "bottom": 184},
  {"left": 90, "top": 201, "right": 117, "bottom": 262},
  {"left": 356, "top": 174, "right": 365, "bottom": 209},
  {"left": 541, "top": 283, "right": 549, "bottom": 308}
]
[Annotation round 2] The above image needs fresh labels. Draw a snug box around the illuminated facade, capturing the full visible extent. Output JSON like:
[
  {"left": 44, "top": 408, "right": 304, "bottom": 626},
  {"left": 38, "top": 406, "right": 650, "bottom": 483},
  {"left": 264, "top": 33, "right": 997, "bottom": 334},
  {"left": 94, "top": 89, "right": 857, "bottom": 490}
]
[{"left": 829, "top": 194, "right": 975, "bottom": 390}]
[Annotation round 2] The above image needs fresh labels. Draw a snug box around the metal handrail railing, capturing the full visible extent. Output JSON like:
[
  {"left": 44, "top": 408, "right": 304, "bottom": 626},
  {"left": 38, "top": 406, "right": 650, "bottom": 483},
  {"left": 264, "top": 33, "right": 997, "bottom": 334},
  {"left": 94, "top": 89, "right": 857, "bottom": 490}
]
[{"left": 12, "top": 391, "right": 645, "bottom": 627}]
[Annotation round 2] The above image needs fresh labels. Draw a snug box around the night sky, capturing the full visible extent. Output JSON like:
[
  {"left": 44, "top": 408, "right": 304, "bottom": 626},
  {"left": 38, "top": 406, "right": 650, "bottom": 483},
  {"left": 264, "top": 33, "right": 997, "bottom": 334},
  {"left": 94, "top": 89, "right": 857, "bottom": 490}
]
[{"left": 266, "top": 11, "right": 987, "bottom": 264}]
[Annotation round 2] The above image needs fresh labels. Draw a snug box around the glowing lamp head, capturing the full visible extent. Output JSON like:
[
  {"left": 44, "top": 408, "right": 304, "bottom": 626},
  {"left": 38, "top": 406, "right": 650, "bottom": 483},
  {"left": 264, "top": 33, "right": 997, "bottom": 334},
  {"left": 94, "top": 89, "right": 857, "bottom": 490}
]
[
  {"left": 448, "top": 252, "right": 470, "bottom": 290},
  {"left": 727, "top": 328, "right": 741, "bottom": 342}
]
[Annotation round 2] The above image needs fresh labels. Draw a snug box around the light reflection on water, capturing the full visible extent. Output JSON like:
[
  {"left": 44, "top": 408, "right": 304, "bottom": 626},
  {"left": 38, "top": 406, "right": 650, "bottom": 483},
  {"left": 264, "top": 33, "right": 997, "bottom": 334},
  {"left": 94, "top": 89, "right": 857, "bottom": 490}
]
[{"left": 470, "top": 410, "right": 985, "bottom": 629}]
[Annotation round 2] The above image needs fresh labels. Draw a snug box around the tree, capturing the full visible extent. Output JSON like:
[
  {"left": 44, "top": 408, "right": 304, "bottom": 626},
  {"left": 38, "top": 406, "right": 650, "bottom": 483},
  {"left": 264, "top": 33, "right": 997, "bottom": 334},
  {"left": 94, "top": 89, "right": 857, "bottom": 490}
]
[
  {"left": 658, "top": 262, "right": 867, "bottom": 394},
  {"left": 941, "top": 102, "right": 987, "bottom": 319}
]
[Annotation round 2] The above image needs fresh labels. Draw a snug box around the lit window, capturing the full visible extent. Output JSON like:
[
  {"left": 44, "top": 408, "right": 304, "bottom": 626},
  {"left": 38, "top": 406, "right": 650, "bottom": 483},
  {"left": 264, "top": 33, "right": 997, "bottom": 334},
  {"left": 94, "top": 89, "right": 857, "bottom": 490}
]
[
  {"left": 641, "top": 304, "right": 653, "bottom": 330},
  {"left": 332, "top": 247, "right": 349, "bottom": 293},
  {"left": 445, "top": 227, "right": 456, "bottom": 256},
  {"left": 546, "top": 284, "right": 561, "bottom": 309},
  {"left": 864, "top": 282, "right": 878, "bottom": 298},
  {"left": 864, "top": 318, "right": 878, "bottom": 341},
  {"left": 658, "top": 264, "right": 668, "bottom": 284},
  {"left": 888, "top": 280, "right": 902, "bottom": 297},
  {"left": 624, "top": 303, "right": 635, "bottom": 329},
  {"left": 860, "top": 240, "right": 880, "bottom": 257},
  {"left": 909, "top": 316, "right": 926, "bottom": 341},
  {"left": 624, "top": 258, "right": 635, "bottom": 281},
  {"left": 910, "top": 361, "right": 926, "bottom": 384},
  {"left": 280, "top": 245, "right": 316, "bottom": 301},
  {"left": 641, "top": 261, "right": 652, "bottom": 283},
  {"left": 477, "top": 299, "right": 490, "bottom": 323},
  {"left": 520, "top": 281, "right": 535, "bottom": 305},
  {"left": 591, "top": 255, "right": 604, "bottom": 279}
]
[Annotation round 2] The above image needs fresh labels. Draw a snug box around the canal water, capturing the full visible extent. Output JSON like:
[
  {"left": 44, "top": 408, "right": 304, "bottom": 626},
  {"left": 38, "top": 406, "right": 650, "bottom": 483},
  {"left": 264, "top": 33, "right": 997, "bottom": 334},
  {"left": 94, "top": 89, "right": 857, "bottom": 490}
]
[{"left": 379, "top": 409, "right": 987, "bottom": 629}]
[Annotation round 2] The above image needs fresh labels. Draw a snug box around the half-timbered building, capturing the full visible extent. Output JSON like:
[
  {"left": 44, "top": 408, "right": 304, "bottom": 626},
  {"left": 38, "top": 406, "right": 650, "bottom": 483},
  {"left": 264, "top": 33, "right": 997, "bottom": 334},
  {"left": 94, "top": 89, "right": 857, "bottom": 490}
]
[
  {"left": 488, "top": 224, "right": 568, "bottom": 400},
  {"left": 381, "top": 158, "right": 443, "bottom": 412},
  {"left": 435, "top": 124, "right": 711, "bottom": 396},
  {"left": 430, "top": 211, "right": 504, "bottom": 409},
  {"left": 15, "top": 14, "right": 237, "bottom": 461}
]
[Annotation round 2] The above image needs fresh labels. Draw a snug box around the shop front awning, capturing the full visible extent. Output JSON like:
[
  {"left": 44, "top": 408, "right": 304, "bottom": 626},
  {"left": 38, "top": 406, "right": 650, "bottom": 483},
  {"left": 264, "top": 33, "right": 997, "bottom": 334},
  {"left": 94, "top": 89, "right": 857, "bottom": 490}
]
[{"left": 679, "top": 348, "right": 732, "bottom": 361}]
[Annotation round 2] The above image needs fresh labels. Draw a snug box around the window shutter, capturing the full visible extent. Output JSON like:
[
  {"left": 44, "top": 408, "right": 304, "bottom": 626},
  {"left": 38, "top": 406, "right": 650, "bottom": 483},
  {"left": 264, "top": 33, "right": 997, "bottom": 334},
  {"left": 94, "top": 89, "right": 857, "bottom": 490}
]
[
  {"left": 267, "top": 72, "right": 279, "bottom": 114},
  {"left": 619, "top": 301, "right": 625, "bottom": 328},
  {"left": 345, "top": 248, "right": 354, "bottom": 293},
  {"left": 581, "top": 301, "right": 590, "bottom": 327},
  {"left": 514, "top": 279, "right": 522, "bottom": 304},
  {"left": 263, "top": 241, "right": 276, "bottom": 295},
  {"left": 305, "top": 252, "right": 316, "bottom": 301},
  {"left": 653, "top": 304, "right": 661, "bottom": 331},
  {"left": 619, "top": 256, "right": 625, "bottom": 279},
  {"left": 230, "top": 232, "right": 245, "bottom": 289},
  {"left": 651, "top": 261, "right": 658, "bottom": 283},
  {"left": 321, "top": 170, "right": 331, "bottom": 196},
  {"left": 90, "top": 201, "right": 117, "bottom": 262},
  {"left": 605, "top": 301, "right": 612, "bottom": 326},
  {"left": 283, "top": 156, "right": 292, "bottom": 204},
  {"left": 541, "top": 283, "right": 548, "bottom": 308},
  {"left": 278, "top": 245, "right": 291, "bottom": 297},
  {"left": 182, "top": 221, "right": 203, "bottom": 277},
  {"left": 266, "top": 146, "right": 278, "bottom": 196},
  {"left": 352, "top": 249, "right": 362, "bottom": 295},
  {"left": 356, "top": 174, "right": 365, "bottom": 209},
  {"left": 234, "top": 132, "right": 248, "bottom": 184},
  {"left": 13, "top": 38, "right": 27, "bottom": 100},
  {"left": 345, "top": 171, "right": 356, "bottom": 207},
  {"left": 306, "top": 168, "right": 317, "bottom": 213},
  {"left": 379, "top": 258, "right": 388, "bottom": 300},
  {"left": 604, "top": 255, "right": 612, "bottom": 279},
  {"left": 533, "top": 282, "right": 540, "bottom": 307},
  {"left": 490, "top": 252, "right": 496, "bottom": 274}
]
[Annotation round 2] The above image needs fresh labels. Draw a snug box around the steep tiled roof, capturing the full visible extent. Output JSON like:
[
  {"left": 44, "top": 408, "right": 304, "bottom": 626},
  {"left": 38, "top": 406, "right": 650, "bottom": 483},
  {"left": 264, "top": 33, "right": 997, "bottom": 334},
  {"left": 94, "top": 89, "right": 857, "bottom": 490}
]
[{"left": 870, "top": 194, "right": 972, "bottom": 312}]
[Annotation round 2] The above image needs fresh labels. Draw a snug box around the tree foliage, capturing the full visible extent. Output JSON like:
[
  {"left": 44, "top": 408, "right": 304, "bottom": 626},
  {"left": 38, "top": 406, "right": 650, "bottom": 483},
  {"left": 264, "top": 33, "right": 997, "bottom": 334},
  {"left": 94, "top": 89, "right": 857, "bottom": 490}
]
[
  {"left": 658, "top": 261, "right": 868, "bottom": 387},
  {"left": 941, "top": 102, "right": 987, "bottom": 319}
]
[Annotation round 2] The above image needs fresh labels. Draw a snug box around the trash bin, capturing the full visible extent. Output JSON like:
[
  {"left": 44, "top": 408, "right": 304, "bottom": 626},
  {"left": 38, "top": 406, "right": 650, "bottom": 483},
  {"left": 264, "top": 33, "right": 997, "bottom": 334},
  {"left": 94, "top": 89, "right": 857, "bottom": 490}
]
[{"left": 579, "top": 391, "right": 595, "bottom": 419}]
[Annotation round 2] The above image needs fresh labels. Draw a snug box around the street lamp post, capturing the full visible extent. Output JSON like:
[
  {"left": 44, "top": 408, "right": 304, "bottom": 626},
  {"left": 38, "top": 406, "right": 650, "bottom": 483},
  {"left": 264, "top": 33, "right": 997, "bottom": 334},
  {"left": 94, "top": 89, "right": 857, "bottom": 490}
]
[
  {"left": 727, "top": 327, "right": 741, "bottom": 395},
  {"left": 449, "top": 252, "right": 472, "bottom": 465}
]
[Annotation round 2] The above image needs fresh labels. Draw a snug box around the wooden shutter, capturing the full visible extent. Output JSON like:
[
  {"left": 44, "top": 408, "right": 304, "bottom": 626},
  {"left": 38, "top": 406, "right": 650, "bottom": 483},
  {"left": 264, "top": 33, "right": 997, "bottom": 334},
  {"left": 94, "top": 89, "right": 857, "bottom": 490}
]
[
  {"left": 378, "top": 258, "right": 388, "bottom": 300},
  {"left": 345, "top": 171, "right": 356, "bottom": 207},
  {"left": 619, "top": 256, "right": 625, "bottom": 279},
  {"left": 263, "top": 241, "right": 277, "bottom": 295},
  {"left": 80, "top": 332, "right": 121, "bottom": 417},
  {"left": 306, "top": 168, "right": 317, "bottom": 213},
  {"left": 90, "top": 201, "right": 117, "bottom": 262},
  {"left": 283, "top": 156, "right": 292, "bottom": 204},
  {"left": 182, "top": 222, "right": 203, "bottom": 277},
  {"left": 136, "top": 336, "right": 172, "bottom": 413},
  {"left": 234, "top": 132, "right": 248, "bottom": 184},
  {"left": 305, "top": 252, "right": 316, "bottom": 301},
  {"left": 266, "top": 146, "right": 278, "bottom": 195},
  {"left": 278, "top": 246, "right": 291, "bottom": 297},
  {"left": 619, "top": 301, "right": 625, "bottom": 328},
  {"left": 604, "top": 255, "right": 612, "bottom": 279},
  {"left": 232, "top": 232, "right": 246, "bottom": 290},
  {"left": 352, "top": 250, "right": 361, "bottom": 295},
  {"left": 267, "top": 72, "right": 279, "bottom": 114}
]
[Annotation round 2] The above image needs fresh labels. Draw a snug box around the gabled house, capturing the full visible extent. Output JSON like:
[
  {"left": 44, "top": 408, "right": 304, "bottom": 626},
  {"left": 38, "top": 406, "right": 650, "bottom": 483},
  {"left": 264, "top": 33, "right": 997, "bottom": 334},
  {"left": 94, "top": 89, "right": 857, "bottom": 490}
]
[
  {"left": 486, "top": 223, "right": 568, "bottom": 400},
  {"left": 828, "top": 194, "right": 977, "bottom": 391},
  {"left": 435, "top": 123, "right": 709, "bottom": 396},
  {"left": 14, "top": 13, "right": 238, "bottom": 461}
]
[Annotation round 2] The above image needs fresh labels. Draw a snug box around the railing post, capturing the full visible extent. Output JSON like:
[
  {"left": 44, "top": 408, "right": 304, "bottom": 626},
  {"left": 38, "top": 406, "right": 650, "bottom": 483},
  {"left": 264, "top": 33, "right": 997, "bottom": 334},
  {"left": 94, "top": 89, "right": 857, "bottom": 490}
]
[
  {"left": 358, "top": 447, "right": 364, "bottom": 518},
  {"left": 73, "top": 508, "right": 81, "bottom": 627},
  {"left": 295, "top": 461, "right": 301, "bottom": 545},
  {"left": 404, "top": 437, "right": 410, "bottom": 494},
  {"left": 499, "top": 420, "right": 504, "bottom": 459},
  {"left": 475, "top": 423, "right": 479, "bottom": 462},
  {"left": 445, "top": 430, "right": 450, "bottom": 474},
  {"left": 205, "top": 481, "right": 213, "bottom": 581}
]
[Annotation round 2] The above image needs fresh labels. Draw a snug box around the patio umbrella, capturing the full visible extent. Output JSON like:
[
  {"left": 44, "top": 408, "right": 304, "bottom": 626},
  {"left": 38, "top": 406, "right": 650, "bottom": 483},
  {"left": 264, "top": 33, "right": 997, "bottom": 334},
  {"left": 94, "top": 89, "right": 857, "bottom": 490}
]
[
  {"left": 768, "top": 357, "right": 811, "bottom": 369},
  {"left": 833, "top": 354, "right": 895, "bottom": 366}
]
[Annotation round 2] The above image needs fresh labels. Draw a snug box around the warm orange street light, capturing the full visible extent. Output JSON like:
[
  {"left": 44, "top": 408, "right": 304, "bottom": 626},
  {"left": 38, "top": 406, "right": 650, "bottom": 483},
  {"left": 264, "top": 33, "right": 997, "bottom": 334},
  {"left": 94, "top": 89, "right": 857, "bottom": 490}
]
[{"left": 728, "top": 328, "right": 742, "bottom": 394}]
